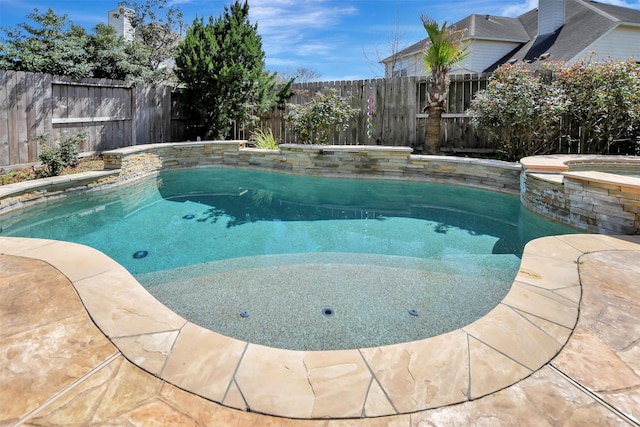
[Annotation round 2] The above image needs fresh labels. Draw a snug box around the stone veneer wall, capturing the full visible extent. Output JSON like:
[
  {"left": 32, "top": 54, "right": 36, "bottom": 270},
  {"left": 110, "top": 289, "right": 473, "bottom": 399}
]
[
  {"left": 102, "top": 142, "right": 522, "bottom": 193},
  {"left": 0, "top": 170, "right": 119, "bottom": 216},
  {"left": 521, "top": 157, "right": 640, "bottom": 235},
  {"left": 4, "top": 142, "right": 638, "bottom": 235}
]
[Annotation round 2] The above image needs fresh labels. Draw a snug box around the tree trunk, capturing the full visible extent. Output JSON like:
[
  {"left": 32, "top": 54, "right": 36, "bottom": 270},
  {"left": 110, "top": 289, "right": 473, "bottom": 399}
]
[
  {"left": 424, "top": 68, "right": 448, "bottom": 155},
  {"left": 425, "top": 106, "right": 443, "bottom": 154}
]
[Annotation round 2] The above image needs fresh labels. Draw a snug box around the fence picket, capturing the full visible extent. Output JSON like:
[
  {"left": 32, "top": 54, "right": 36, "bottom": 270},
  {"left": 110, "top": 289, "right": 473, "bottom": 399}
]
[{"left": 1, "top": 70, "right": 500, "bottom": 169}]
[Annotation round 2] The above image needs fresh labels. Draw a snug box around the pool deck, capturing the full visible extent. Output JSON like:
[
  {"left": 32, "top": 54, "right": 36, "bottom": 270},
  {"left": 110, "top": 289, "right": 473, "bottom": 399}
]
[{"left": 2, "top": 234, "right": 640, "bottom": 426}]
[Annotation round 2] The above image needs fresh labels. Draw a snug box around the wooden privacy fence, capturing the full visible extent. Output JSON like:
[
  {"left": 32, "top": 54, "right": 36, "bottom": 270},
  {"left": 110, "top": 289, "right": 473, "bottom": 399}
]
[
  {"left": 1, "top": 70, "right": 492, "bottom": 170},
  {"left": 254, "top": 73, "right": 492, "bottom": 150},
  {"left": 0, "top": 70, "right": 175, "bottom": 169}
]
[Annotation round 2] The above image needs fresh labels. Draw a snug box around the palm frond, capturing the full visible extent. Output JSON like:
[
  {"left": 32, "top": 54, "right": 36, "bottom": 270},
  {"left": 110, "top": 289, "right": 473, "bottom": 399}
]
[{"left": 420, "top": 14, "right": 470, "bottom": 72}]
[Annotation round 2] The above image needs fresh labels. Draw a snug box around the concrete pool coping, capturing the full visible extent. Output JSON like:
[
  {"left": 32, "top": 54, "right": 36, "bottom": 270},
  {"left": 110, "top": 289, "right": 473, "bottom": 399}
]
[{"left": 2, "top": 234, "right": 640, "bottom": 424}]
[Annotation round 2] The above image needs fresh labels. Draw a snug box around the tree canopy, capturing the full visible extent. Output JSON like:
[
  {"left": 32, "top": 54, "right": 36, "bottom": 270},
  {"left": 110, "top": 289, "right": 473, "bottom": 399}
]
[
  {"left": 0, "top": 9, "right": 92, "bottom": 78},
  {"left": 0, "top": 1, "right": 182, "bottom": 82},
  {"left": 174, "top": 0, "right": 285, "bottom": 139}
]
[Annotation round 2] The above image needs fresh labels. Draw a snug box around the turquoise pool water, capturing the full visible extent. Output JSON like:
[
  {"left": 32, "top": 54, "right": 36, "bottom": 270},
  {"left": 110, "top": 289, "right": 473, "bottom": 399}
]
[{"left": 0, "top": 168, "right": 575, "bottom": 350}]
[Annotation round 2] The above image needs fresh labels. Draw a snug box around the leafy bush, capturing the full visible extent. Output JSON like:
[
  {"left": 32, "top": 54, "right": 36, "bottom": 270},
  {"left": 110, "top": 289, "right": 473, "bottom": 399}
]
[
  {"left": 470, "top": 59, "right": 640, "bottom": 160},
  {"left": 469, "top": 62, "right": 569, "bottom": 161},
  {"left": 37, "top": 132, "right": 84, "bottom": 177},
  {"left": 285, "top": 89, "right": 359, "bottom": 145},
  {"left": 249, "top": 128, "right": 279, "bottom": 149},
  {"left": 552, "top": 59, "right": 640, "bottom": 153}
]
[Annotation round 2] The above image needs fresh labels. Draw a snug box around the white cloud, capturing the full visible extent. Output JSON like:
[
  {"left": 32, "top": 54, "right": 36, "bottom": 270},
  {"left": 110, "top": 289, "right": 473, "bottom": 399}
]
[
  {"left": 250, "top": 0, "right": 357, "bottom": 32},
  {"left": 247, "top": 0, "right": 359, "bottom": 74}
]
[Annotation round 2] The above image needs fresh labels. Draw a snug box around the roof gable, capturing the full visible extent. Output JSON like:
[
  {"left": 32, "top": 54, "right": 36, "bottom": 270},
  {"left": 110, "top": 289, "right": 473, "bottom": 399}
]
[
  {"left": 500, "top": 0, "right": 640, "bottom": 67},
  {"left": 382, "top": 0, "right": 640, "bottom": 69},
  {"left": 454, "top": 14, "right": 529, "bottom": 43}
]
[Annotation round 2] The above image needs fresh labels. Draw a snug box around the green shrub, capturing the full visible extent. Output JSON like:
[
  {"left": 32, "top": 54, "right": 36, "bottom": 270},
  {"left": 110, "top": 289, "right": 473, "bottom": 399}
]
[
  {"left": 37, "top": 132, "right": 84, "bottom": 177},
  {"left": 469, "top": 59, "right": 640, "bottom": 160},
  {"left": 552, "top": 59, "right": 640, "bottom": 153},
  {"left": 249, "top": 128, "right": 279, "bottom": 149},
  {"left": 285, "top": 89, "right": 358, "bottom": 145},
  {"left": 469, "top": 62, "right": 569, "bottom": 161}
]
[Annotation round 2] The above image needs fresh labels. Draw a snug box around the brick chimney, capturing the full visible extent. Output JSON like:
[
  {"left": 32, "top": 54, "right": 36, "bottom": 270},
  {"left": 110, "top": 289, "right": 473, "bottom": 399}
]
[{"left": 538, "top": 0, "right": 566, "bottom": 36}]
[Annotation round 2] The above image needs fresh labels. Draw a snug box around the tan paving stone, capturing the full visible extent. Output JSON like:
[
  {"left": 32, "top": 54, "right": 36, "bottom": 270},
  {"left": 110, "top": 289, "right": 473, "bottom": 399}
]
[
  {"left": 515, "top": 252, "right": 580, "bottom": 290},
  {"left": 463, "top": 304, "right": 562, "bottom": 371},
  {"left": 24, "top": 355, "right": 123, "bottom": 426},
  {"left": 112, "top": 330, "right": 180, "bottom": 375},
  {"left": 468, "top": 335, "right": 532, "bottom": 399},
  {"left": 92, "top": 358, "right": 164, "bottom": 422},
  {"left": 0, "top": 254, "right": 38, "bottom": 277},
  {"left": 0, "top": 314, "right": 117, "bottom": 424},
  {"left": 580, "top": 252, "right": 640, "bottom": 304},
  {"left": 587, "top": 234, "right": 640, "bottom": 250},
  {"left": 107, "top": 400, "right": 201, "bottom": 427},
  {"left": 12, "top": 240, "right": 115, "bottom": 282},
  {"left": 363, "top": 379, "right": 396, "bottom": 417},
  {"left": 235, "top": 344, "right": 316, "bottom": 418},
  {"left": 556, "top": 234, "right": 622, "bottom": 253},
  {"left": 619, "top": 343, "right": 640, "bottom": 377},
  {"left": 159, "top": 382, "right": 257, "bottom": 425},
  {"left": 0, "top": 257, "right": 85, "bottom": 338},
  {"left": 524, "top": 236, "right": 585, "bottom": 262},
  {"left": 304, "top": 350, "right": 372, "bottom": 418},
  {"left": 73, "top": 268, "right": 187, "bottom": 337},
  {"left": 161, "top": 322, "right": 246, "bottom": 404},
  {"left": 0, "top": 236, "right": 52, "bottom": 257},
  {"left": 578, "top": 253, "right": 640, "bottom": 352},
  {"left": 360, "top": 330, "right": 469, "bottom": 413},
  {"left": 515, "top": 310, "right": 573, "bottom": 345},
  {"left": 502, "top": 281, "right": 578, "bottom": 329},
  {"left": 597, "top": 387, "right": 640, "bottom": 426},
  {"left": 410, "top": 366, "right": 630, "bottom": 426},
  {"left": 221, "top": 380, "right": 247, "bottom": 411},
  {"left": 553, "top": 284, "right": 582, "bottom": 304},
  {"left": 324, "top": 416, "right": 411, "bottom": 427},
  {"left": 3, "top": 234, "right": 640, "bottom": 424},
  {"left": 553, "top": 325, "right": 640, "bottom": 392}
]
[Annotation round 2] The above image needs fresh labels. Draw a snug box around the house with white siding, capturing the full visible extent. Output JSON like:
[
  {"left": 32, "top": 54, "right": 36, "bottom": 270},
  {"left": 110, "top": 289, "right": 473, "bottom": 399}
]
[{"left": 382, "top": 0, "right": 640, "bottom": 77}]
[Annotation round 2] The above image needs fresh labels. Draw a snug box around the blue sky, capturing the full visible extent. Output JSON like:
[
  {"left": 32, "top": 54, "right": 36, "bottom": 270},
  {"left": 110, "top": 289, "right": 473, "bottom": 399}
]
[{"left": 1, "top": 0, "right": 640, "bottom": 81}]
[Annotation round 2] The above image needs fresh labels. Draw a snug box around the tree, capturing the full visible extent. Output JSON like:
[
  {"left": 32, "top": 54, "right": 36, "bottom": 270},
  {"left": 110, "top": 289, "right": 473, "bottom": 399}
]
[
  {"left": 0, "top": 6, "right": 173, "bottom": 82},
  {"left": 420, "top": 15, "right": 469, "bottom": 154},
  {"left": 277, "top": 67, "right": 321, "bottom": 84},
  {"left": 174, "top": 1, "right": 280, "bottom": 139},
  {"left": 115, "top": 0, "right": 184, "bottom": 82},
  {"left": 0, "top": 8, "right": 92, "bottom": 78},
  {"left": 87, "top": 24, "right": 145, "bottom": 80}
]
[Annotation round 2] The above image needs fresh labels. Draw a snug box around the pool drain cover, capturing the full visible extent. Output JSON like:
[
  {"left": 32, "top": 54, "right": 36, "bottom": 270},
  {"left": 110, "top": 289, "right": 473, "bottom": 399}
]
[
  {"left": 183, "top": 214, "right": 195, "bottom": 220},
  {"left": 408, "top": 309, "right": 419, "bottom": 316},
  {"left": 132, "top": 250, "right": 148, "bottom": 259},
  {"left": 322, "top": 307, "right": 335, "bottom": 317},
  {"left": 240, "top": 310, "right": 250, "bottom": 318}
]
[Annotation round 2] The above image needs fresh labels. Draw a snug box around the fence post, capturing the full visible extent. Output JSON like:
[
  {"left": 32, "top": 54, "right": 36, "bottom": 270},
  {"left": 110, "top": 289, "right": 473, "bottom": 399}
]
[{"left": 131, "top": 85, "right": 137, "bottom": 146}]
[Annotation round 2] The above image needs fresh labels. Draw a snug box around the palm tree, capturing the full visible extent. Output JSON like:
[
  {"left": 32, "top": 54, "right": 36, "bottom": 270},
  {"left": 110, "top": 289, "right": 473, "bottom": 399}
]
[{"left": 421, "top": 15, "right": 469, "bottom": 154}]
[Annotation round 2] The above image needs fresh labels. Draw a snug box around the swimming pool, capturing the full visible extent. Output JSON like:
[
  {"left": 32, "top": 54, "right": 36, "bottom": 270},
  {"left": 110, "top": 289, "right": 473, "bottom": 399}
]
[{"left": 0, "top": 168, "right": 575, "bottom": 350}]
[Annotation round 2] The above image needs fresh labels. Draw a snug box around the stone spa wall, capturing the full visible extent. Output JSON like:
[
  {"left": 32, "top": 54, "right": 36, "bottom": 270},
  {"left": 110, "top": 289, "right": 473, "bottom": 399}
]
[
  {"left": 1, "top": 142, "right": 639, "bottom": 235},
  {"left": 521, "top": 155, "right": 640, "bottom": 235}
]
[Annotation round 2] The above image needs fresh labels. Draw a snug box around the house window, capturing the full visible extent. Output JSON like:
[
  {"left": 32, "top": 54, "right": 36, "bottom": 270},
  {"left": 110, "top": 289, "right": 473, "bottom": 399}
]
[{"left": 393, "top": 60, "right": 408, "bottom": 77}]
